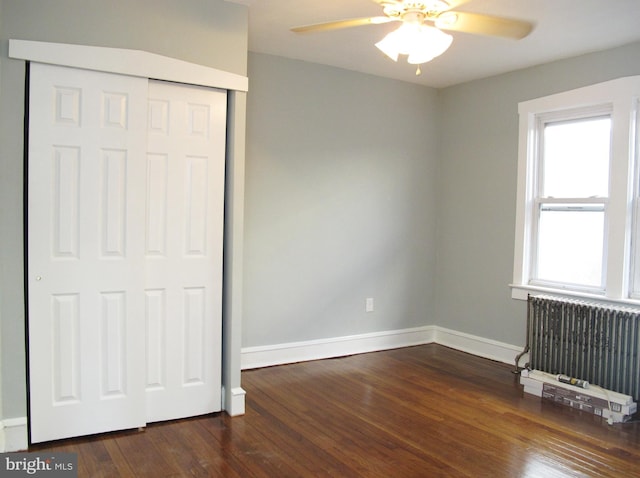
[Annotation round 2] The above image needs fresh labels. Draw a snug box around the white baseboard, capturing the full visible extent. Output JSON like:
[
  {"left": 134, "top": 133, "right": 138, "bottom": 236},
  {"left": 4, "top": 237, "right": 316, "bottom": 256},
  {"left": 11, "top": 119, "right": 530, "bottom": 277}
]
[
  {"left": 241, "top": 326, "right": 436, "bottom": 369},
  {"left": 0, "top": 417, "right": 28, "bottom": 452},
  {"left": 241, "top": 325, "right": 524, "bottom": 370},
  {"left": 222, "top": 386, "right": 246, "bottom": 416},
  {"left": 433, "top": 327, "right": 525, "bottom": 367}
]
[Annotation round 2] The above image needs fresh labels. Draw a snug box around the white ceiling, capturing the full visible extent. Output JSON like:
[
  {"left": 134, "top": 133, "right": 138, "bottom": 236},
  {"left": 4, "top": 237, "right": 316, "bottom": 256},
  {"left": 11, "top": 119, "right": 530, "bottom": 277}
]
[{"left": 230, "top": 0, "right": 640, "bottom": 88}]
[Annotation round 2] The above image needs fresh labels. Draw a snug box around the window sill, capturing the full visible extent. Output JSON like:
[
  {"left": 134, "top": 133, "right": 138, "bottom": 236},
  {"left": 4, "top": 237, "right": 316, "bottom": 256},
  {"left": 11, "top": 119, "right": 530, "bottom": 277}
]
[{"left": 509, "top": 283, "right": 640, "bottom": 308}]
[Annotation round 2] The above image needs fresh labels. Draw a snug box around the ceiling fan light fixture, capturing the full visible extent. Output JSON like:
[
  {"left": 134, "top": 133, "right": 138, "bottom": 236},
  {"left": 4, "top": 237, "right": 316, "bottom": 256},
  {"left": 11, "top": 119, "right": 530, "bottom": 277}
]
[
  {"left": 375, "top": 23, "right": 453, "bottom": 65},
  {"left": 407, "top": 26, "right": 453, "bottom": 64},
  {"left": 375, "top": 32, "right": 401, "bottom": 61},
  {"left": 375, "top": 22, "right": 423, "bottom": 61}
]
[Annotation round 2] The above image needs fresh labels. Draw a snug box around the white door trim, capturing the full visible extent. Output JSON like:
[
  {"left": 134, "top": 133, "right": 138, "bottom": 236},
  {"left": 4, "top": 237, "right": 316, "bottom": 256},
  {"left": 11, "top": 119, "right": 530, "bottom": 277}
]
[{"left": 9, "top": 39, "right": 248, "bottom": 92}]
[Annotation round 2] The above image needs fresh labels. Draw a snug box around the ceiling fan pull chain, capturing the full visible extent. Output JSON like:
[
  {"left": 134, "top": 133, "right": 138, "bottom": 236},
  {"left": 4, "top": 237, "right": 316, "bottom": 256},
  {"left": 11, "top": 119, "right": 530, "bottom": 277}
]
[{"left": 416, "top": 65, "right": 422, "bottom": 75}]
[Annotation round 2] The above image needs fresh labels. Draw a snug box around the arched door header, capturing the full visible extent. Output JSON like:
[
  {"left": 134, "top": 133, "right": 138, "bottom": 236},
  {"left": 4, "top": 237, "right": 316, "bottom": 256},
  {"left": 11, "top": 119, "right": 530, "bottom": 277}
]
[{"left": 9, "top": 39, "right": 248, "bottom": 92}]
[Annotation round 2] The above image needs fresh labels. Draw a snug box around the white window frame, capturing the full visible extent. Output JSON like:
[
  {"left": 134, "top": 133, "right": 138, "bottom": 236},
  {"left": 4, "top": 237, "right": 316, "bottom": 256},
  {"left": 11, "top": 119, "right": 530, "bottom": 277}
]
[{"left": 511, "top": 76, "right": 640, "bottom": 303}]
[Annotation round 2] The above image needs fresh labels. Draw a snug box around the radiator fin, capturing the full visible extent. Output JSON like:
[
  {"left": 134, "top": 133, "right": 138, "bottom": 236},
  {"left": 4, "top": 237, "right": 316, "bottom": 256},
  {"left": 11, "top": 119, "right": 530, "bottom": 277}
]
[{"left": 528, "top": 295, "right": 640, "bottom": 402}]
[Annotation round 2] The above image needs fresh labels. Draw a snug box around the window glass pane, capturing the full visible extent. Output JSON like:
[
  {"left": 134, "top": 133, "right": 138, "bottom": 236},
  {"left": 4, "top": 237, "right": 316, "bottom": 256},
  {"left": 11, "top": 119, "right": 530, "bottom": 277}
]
[
  {"left": 632, "top": 202, "right": 640, "bottom": 296},
  {"left": 542, "top": 117, "right": 611, "bottom": 198},
  {"left": 536, "top": 209, "right": 604, "bottom": 287}
]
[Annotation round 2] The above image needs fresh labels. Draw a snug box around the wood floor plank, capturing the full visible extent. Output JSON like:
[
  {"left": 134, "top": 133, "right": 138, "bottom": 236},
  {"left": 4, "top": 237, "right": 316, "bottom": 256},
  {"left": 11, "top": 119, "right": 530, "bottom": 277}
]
[
  {"left": 29, "top": 344, "right": 640, "bottom": 477},
  {"left": 148, "top": 417, "right": 228, "bottom": 477},
  {"left": 77, "top": 438, "right": 126, "bottom": 477},
  {"left": 192, "top": 411, "right": 307, "bottom": 477},
  {"left": 111, "top": 429, "right": 178, "bottom": 476}
]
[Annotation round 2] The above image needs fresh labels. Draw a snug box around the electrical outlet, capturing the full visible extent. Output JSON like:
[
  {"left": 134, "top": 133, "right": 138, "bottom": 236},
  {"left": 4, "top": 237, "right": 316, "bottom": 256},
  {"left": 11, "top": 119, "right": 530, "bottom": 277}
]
[{"left": 365, "top": 297, "right": 374, "bottom": 312}]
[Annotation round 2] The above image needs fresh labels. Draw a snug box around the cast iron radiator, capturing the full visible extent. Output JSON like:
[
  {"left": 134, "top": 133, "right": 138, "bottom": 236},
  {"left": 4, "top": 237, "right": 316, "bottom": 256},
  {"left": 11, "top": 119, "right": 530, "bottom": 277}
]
[{"left": 528, "top": 294, "right": 640, "bottom": 402}]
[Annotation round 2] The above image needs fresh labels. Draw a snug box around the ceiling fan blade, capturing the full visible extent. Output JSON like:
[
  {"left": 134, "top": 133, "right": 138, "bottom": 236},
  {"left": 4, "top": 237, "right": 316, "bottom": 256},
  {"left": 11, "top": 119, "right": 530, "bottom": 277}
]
[
  {"left": 435, "top": 11, "right": 533, "bottom": 39},
  {"left": 370, "top": 0, "right": 467, "bottom": 7},
  {"left": 370, "top": 0, "right": 400, "bottom": 5},
  {"left": 371, "top": 0, "right": 470, "bottom": 10},
  {"left": 442, "top": 0, "right": 470, "bottom": 9},
  {"left": 291, "top": 16, "right": 396, "bottom": 34}
]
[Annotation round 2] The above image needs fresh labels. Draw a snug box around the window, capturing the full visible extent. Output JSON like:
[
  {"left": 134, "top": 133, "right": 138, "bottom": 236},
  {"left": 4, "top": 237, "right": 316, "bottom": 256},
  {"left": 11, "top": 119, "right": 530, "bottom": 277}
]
[
  {"left": 533, "top": 112, "right": 611, "bottom": 290},
  {"left": 512, "top": 77, "right": 640, "bottom": 302}
]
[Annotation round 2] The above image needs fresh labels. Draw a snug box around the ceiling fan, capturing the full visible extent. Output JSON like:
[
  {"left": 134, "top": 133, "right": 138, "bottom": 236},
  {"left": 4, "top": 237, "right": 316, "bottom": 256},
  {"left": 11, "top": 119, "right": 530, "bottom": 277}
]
[{"left": 291, "top": 0, "right": 534, "bottom": 74}]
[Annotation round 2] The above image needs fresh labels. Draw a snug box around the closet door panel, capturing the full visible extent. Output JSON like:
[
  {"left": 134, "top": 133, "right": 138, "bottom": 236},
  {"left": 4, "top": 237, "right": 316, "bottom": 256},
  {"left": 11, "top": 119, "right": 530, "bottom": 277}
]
[
  {"left": 144, "top": 80, "right": 226, "bottom": 422},
  {"left": 28, "top": 63, "right": 148, "bottom": 443}
]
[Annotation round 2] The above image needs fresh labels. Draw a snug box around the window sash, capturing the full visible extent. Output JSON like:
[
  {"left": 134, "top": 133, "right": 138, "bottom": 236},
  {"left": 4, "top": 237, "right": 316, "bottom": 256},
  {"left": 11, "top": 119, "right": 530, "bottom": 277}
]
[
  {"left": 540, "top": 115, "right": 612, "bottom": 198},
  {"left": 530, "top": 201, "right": 606, "bottom": 291},
  {"left": 629, "top": 100, "right": 640, "bottom": 297}
]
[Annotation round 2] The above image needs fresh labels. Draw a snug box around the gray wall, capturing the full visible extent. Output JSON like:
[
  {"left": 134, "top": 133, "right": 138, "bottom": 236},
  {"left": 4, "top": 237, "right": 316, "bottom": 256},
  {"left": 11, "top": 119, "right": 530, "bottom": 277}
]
[
  {"left": 435, "top": 40, "right": 640, "bottom": 346},
  {"left": 244, "top": 53, "right": 439, "bottom": 346},
  {"left": 0, "top": 0, "right": 247, "bottom": 420},
  {"left": 244, "top": 41, "right": 640, "bottom": 351}
]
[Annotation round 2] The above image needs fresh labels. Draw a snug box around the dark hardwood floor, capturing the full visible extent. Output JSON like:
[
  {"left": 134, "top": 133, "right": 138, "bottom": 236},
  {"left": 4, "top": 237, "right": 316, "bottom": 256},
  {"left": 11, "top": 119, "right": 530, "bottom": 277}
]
[{"left": 30, "top": 344, "right": 640, "bottom": 477}]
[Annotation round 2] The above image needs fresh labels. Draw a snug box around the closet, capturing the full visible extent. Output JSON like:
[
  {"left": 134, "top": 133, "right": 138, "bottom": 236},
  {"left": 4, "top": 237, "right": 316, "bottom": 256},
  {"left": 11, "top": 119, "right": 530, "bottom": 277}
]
[{"left": 27, "top": 62, "right": 227, "bottom": 443}]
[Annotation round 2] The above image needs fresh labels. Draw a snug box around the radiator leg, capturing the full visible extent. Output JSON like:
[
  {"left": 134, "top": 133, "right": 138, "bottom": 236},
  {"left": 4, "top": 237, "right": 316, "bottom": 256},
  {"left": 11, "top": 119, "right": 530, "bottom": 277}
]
[
  {"left": 513, "top": 295, "right": 532, "bottom": 374},
  {"left": 513, "top": 344, "right": 529, "bottom": 374}
]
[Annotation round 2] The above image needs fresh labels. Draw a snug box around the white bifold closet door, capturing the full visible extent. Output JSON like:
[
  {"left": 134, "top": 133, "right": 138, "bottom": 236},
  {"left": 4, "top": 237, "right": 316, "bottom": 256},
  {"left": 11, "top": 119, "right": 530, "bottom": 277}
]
[
  {"left": 144, "top": 80, "right": 225, "bottom": 423},
  {"left": 27, "top": 63, "right": 226, "bottom": 443}
]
